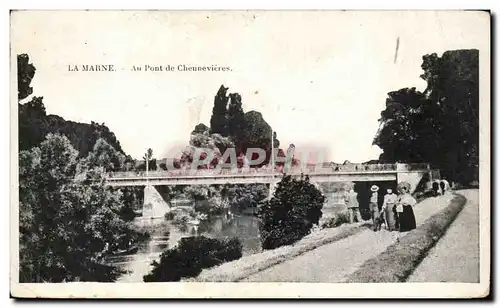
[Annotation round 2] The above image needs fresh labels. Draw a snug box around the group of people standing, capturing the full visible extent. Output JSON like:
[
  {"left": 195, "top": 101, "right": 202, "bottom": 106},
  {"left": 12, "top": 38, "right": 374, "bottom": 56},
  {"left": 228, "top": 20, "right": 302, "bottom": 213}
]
[{"left": 344, "top": 182, "right": 417, "bottom": 232}]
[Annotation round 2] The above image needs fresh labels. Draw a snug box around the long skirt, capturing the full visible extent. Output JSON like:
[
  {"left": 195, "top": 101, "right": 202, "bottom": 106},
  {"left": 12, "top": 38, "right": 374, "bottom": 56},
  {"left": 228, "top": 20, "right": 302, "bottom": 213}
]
[
  {"left": 399, "top": 205, "right": 416, "bottom": 232},
  {"left": 369, "top": 202, "right": 381, "bottom": 230},
  {"left": 384, "top": 204, "right": 397, "bottom": 231}
]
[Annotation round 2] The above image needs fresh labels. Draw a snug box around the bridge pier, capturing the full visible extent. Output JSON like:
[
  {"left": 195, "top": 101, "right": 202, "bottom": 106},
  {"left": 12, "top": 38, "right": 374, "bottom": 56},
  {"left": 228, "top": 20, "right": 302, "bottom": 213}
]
[{"left": 142, "top": 184, "right": 171, "bottom": 219}]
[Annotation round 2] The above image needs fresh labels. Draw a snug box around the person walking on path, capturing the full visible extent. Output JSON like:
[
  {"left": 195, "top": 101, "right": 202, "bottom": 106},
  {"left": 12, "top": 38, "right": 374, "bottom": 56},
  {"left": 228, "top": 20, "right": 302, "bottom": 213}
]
[
  {"left": 432, "top": 181, "right": 441, "bottom": 196},
  {"left": 369, "top": 185, "right": 381, "bottom": 231},
  {"left": 397, "top": 181, "right": 417, "bottom": 232},
  {"left": 440, "top": 179, "right": 450, "bottom": 195},
  {"left": 344, "top": 186, "right": 362, "bottom": 223},
  {"left": 381, "top": 188, "right": 398, "bottom": 231}
]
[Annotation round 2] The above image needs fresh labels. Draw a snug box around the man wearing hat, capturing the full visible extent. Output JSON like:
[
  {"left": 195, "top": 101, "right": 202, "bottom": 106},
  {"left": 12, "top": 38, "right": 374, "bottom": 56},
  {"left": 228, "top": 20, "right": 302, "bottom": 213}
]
[
  {"left": 344, "top": 185, "right": 362, "bottom": 223},
  {"left": 369, "top": 185, "right": 381, "bottom": 231}
]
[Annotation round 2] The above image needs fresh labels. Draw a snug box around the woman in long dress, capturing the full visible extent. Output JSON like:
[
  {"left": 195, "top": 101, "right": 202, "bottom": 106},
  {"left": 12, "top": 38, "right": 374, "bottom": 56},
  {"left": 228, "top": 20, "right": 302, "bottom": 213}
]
[
  {"left": 369, "top": 185, "right": 381, "bottom": 231},
  {"left": 397, "top": 182, "right": 417, "bottom": 232},
  {"left": 382, "top": 188, "right": 398, "bottom": 231}
]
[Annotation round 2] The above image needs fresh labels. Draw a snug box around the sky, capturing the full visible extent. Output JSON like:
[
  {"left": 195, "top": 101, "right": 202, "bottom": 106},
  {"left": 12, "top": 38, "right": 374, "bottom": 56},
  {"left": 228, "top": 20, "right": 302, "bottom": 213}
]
[{"left": 11, "top": 10, "right": 489, "bottom": 162}]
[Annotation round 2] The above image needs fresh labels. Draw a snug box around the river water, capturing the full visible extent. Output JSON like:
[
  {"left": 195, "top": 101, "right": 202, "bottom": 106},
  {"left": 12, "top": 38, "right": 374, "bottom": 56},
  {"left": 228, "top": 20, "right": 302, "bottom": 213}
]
[{"left": 112, "top": 213, "right": 261, "bottom": 282}]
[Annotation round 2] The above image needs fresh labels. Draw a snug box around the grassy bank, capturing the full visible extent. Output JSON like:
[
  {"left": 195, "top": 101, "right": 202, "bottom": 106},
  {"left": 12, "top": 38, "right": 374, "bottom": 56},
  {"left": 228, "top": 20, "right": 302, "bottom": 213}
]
[
  {"left": 190, "top": 222, "right": 370, "bottom": 282},
  {"left": 344, "top": 193, "right": 467, "bottom": 283}
]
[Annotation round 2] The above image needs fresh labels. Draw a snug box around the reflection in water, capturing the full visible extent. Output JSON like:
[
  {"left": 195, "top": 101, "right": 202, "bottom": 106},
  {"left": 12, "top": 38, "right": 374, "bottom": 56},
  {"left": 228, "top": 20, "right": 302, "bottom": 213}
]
[{"left": 114, "top": 213, "right": 261, "bottom": 282}]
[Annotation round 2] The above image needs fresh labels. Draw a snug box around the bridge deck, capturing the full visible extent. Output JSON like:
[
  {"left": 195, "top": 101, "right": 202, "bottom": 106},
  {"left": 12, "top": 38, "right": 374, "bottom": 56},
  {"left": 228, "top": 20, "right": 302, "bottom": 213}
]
[{"left": 104, "top": 164, "right": 431, "bottom": 187}]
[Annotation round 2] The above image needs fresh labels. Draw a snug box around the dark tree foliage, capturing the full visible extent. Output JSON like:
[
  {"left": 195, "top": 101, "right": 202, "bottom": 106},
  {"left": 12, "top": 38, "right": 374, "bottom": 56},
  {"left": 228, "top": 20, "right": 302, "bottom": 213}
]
[
  {"left": 17, "top": 54, "right": 124, "bottom": 156},
  {"left": 143, "top": 236, "right": 242, "bottom": 282},
  {"left": 189, "top": 86, "right": 283, "bottom": 169},
  {"left": 210, "top": 85, "right": 230, "bottom": 136},
  {"left": 192, "top": 123, "right": 209, "bottom": 135},
  {"left": 19, "top": 134, "right": 139, "bottom": 282},
  {"left": 138, "top": 148, "right": 157, "bottom": 171},
  {"left": 374, "top": 49, "right": 479, "bottom": 185},
  {"left": 18, "top": 54, "right": 36, "bottom": 100},
  {"left": 256, "top": 175, "right": 325, "bottom": 250},
  {"left": 17, "top": 55, "right": 145, "bottom": 282},
  {"left": 242, "top": 111, "right": 280, "bottom": 166},
  {"left": 227, "top": 93, "right": 247, "bottom": 153},
  {"left": 373, "top": 88, "right": 432, "bottom": 163},
  {"left": 224, "top": 184, "right": 269, "bottom": 211},
  {"left": 18, "top": 99, "right": 124, "bottom": 157},
  {"left": 149, "top": 158, "right": 157, "bottom": 171}
]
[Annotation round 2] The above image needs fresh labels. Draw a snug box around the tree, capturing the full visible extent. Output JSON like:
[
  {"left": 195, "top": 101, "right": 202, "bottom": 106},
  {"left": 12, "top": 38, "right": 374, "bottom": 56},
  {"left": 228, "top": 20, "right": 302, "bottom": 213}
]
[
  {"left": 242, "top": 111, "right": 280, "bottom": 167},
  {"left": 421, "top": 50, "right": 479, "bottom": 184},
  {"left": 143, "top": 148, "right": 155, "bottom": 171},
  {"left": 19, "top": 133, "right": 138, "bottom": 282},
  {"left": 18, "top": 97, "right": 125, "bottom": 157},
  {"left": 81, "top": 138, "right": 126, "bottom": 172},
  {"left": 17, "top": 54, "right": 36, "bottom": 100},
  {"left": 191, "top": 123, "right": 209, "bottom": 135},
  {"left": 373, "top": 49, "right": 479, "bottom": 185},
  {"left": 186, "top": 133, "right": 235, "bottom": 169},
  {"left": 227, "top": 93, "right": 246, "bottom": 153},
  {"left": 256, "top": 175, "right": 325, "bottom": 250},
  {"left": 19, "top": 96, "right": 48, "bottom": 151},
  {"left": 225, "top": 184, "right": 269, "bottom": 211},
  {"left": 373, "top": 88, "right": 432, "bottom": 163},
  {"left": 209, "top": 85, "right": 229, "bottom": 136},
  {"left": 78, "top": 138, "right": 140, "bottom": 222},
  {"left": 182, "top": 185, "right": 227, "bottom": 215}
]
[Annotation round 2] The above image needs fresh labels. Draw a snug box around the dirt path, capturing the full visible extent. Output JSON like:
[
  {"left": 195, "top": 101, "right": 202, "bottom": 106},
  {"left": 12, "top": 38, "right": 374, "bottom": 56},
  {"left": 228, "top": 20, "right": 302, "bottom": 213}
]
[
  {"left": 243, "top": 228, "right": 397, "bottom": 282},
  {"left": 242, "top": 193, "right": 455, "bottom": 282},
  {"left": 407, "top": 189, "right": 479, "bottom": 282}
]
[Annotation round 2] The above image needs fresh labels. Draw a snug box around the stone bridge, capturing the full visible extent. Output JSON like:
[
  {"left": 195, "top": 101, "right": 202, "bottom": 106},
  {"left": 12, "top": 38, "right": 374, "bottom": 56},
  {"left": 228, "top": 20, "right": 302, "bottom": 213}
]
[
  {"left": 106, "top": 163, "right": 438, "bottom": 194},
  {"left": 107, "top": 163, "right": 439, "bottom": 220}
]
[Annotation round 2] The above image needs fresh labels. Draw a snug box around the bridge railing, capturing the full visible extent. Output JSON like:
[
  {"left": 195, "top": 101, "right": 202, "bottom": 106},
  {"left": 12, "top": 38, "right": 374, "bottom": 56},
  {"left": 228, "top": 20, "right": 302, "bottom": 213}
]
[
  {"left": 106, "top": 163, "right": 429, "bottom": 179},
  {"left": 395, "top": 163, "right": 431, "bottom": 171}
]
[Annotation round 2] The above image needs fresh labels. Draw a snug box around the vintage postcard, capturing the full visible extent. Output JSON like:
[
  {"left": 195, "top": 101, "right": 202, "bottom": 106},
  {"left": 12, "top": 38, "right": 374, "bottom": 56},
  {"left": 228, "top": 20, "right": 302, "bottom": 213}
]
[{"left": 10, "top": 10, "right": 490, "bottom": 298}]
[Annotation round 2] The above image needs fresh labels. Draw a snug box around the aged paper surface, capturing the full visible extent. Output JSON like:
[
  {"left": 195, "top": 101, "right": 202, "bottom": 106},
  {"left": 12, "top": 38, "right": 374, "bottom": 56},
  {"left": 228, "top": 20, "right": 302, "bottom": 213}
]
[{"left": 10, "top": 10, "right": 490, "bottom": 298}]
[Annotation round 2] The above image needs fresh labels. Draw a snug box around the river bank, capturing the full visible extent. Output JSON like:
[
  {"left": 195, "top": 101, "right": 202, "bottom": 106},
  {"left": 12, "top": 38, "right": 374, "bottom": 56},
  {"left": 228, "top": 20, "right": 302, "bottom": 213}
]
[{"left": 114, "top": 212, "right": 261, "bottom": 282}]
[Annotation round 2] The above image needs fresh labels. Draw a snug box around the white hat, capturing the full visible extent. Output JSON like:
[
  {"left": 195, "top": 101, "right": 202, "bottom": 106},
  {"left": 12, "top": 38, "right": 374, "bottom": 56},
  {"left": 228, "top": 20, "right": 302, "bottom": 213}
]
[{"left": 370, "top": 185, "right": 379, "bottom": 192}]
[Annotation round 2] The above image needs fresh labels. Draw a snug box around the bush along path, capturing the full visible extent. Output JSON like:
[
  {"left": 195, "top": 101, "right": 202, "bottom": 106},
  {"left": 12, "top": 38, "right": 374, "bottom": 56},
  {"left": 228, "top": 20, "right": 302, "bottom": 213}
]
[
  {"left": 238, "top": 193, "right": 458, "bottom": 282},
  {"left": 345, "top": 192, "right": 467, "bottom": 283},
  {"left": 144, "top": 236, "right": 243, "bottom": 282}
]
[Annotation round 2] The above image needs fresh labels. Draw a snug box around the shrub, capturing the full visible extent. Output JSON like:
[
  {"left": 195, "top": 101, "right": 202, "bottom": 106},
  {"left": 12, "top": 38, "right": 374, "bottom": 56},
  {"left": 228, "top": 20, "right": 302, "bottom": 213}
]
[
  {"left": 143, "top": 236, "right": 243, "bottom": 282},
  {"left": 171, "top": 212, "right": 190, "bottom": 226},
  {"left": 164, "top": 211, "right": 176, "bottom": 220},
  {"left": 256, "top": 174, "right": 325, "bottom": 250},
  {"left": 194, "top": 199, "right": 225, "bottom": 216},
  {"left": 165, "top": 208, "right": 197, "bottom": 224},
  {"left": 224, "top": 184, "right": 269, "bottom": 211},
  {"left": 321, "top": 211, "right": 350, "bottom": 229}
]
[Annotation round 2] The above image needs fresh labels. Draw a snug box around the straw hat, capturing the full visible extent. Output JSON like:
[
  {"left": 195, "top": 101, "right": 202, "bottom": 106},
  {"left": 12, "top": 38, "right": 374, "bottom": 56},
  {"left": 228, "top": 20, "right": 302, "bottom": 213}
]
[
  {"left": 397, "top": 181, "right": 411, "bottom": 193},
  {"left": 370, "top": 185, "right": 379, "bottom": 192}
]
